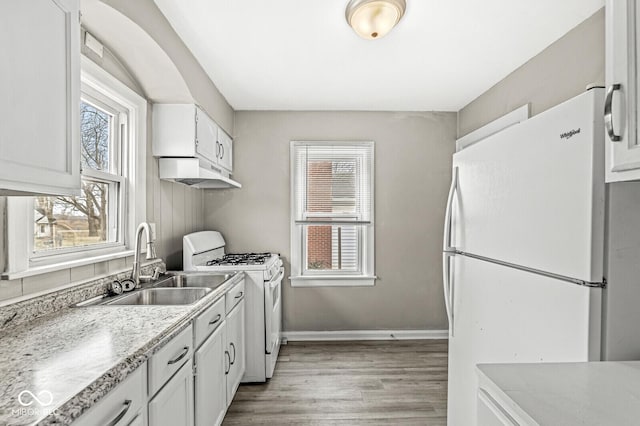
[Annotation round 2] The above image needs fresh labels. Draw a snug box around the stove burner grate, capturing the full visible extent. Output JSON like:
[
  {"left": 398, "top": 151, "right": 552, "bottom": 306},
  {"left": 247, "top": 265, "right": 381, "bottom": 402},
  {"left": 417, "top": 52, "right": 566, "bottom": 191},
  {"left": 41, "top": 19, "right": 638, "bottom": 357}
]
[{"left": 206, "top": 252, "right": 272, "bottom": 266}]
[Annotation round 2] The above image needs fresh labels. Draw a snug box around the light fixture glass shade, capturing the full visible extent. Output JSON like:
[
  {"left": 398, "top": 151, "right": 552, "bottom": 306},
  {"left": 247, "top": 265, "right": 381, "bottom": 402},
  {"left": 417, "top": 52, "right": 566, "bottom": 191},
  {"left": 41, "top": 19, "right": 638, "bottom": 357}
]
[{"left": 345, "top": 0, "right": 406, "bottom": 40}]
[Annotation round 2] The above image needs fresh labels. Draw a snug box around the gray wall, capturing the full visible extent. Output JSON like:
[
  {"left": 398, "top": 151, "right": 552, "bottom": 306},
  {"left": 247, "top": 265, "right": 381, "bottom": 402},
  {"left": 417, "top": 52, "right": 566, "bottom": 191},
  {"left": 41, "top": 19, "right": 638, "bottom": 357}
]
[
  {"left": 102, "top": 0, "right": 234, "bottom": 134},
  {"left": 457, "top": 8, "right": 605, "bottom": 137},
  {"left": 204, "top": 111, "right": 456, "bottom": 331}
]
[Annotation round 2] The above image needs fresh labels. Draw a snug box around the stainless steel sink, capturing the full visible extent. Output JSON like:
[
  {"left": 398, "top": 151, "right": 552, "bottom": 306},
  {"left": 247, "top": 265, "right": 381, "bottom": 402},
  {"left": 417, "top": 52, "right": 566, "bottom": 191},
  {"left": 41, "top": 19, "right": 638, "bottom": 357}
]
[
  {"left": 103, "top": 287, "right": 211, "bottom": 306},
  {"left": 153, "top": 273, "right": 234, "bottom": 289},
  {"left": 74, "top": 272, "right": 239, "bottom": 307}
]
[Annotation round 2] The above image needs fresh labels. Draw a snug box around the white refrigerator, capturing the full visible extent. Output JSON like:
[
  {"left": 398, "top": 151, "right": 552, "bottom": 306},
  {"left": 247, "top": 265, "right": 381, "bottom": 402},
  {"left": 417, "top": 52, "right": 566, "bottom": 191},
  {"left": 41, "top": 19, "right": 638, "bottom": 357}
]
[{"left": 444, "top": 88, "right": 640, "bottom": 426}]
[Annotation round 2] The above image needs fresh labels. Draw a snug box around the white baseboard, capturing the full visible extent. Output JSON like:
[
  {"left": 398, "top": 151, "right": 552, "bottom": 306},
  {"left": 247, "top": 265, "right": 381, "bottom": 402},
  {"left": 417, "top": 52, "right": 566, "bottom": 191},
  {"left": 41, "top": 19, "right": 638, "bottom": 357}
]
[{"left": 281, "top": 329, "right": 448, "bottom": 342}]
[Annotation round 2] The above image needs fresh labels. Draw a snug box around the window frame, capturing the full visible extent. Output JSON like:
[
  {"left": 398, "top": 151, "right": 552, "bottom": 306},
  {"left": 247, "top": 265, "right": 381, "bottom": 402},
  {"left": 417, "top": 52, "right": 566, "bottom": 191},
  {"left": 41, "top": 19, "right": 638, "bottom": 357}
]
[
  {"left": 289, "top": 141, "right": 376, "bottom": 287},
  {"left": 3, "top": 56, "right": 147, "bottom": 278},
  {"left": 30, "top": 90, "right": 127, "bottom": 259}
]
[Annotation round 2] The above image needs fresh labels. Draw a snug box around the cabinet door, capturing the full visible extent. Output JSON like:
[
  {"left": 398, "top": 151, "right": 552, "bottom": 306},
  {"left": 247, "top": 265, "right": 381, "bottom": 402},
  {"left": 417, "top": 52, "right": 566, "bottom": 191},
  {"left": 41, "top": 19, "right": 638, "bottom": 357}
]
[
  {"left": 127, "top": 411, "right": 146, "bottom": 426},
  {"left": 0, "top": 0, "right": 80, "bottom": 195},
  {"left": 149, "top": 360, "right": 194, "bottom": 426},
  {"left": 225, "top": 299, "right": 245, "bottom": 405},
  {"left": 216, "top": 128, "right": 233, "bottom": 172},
  {"left": 195, "top": 106, "right": 218, "bottom": 165},
  {"left": 195, "top": 322, "right": 227, "bottom": 426},
  {"left": 606, "top": 0, "right": 640, "bottom": 182}
]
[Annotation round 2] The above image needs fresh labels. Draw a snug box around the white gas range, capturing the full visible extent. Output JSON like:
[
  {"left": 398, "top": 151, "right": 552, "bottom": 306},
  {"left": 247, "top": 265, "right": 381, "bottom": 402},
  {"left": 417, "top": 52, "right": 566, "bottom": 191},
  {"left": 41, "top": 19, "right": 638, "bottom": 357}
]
[{"left": 183, "top": 231, "right": 283, "bottom": 382}]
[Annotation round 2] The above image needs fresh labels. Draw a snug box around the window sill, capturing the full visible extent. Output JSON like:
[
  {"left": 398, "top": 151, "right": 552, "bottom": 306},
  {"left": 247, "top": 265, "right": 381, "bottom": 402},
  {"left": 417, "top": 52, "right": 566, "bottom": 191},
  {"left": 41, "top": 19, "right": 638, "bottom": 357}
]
[
  {"left": 289, "top": 275, "right": 377, "bottom": 287},
  {"left": 2, "top": 249, "right": 135, "bottom": 280}
]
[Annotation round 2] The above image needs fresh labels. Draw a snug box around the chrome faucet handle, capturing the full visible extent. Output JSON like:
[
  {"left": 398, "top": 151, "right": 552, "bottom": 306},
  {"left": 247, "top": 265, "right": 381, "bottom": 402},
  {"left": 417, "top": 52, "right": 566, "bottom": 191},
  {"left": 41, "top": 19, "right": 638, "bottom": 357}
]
[
  {"left": 138, "top": 267, "right": 162, "bottom": 283},
  {"left": 151, "top": 267, "right": 161, "bottom": 280}
]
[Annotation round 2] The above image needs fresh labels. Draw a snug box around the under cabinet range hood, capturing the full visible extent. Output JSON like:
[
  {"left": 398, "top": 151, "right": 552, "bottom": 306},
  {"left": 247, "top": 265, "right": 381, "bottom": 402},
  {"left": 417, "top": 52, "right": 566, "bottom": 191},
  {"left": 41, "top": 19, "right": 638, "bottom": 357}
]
[{"left": 158, "top": 158, "right": 241, "bottom": 189}]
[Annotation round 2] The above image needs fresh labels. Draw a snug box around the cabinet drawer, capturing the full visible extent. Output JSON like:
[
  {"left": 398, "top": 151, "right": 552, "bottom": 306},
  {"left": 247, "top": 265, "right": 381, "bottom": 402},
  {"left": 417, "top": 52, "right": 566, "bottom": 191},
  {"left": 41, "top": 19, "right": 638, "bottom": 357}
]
[
  {"left": 73, "top": 365, "right": 145, "bottom": 426},
  {"left": 149, "top": 325, "right": 193, "bottom": 397},
  {"left": 194, "top": 296, "right": 225, "bottom": 349},
  {"left": 225, "top": 280, "right": 245, "bottom": 314}
]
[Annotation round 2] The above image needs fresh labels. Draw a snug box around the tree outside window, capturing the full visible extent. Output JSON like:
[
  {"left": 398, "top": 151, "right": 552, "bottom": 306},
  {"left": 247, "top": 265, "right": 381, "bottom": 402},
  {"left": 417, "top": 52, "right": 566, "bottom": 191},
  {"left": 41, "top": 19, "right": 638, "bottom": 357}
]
[{"left": 34, "top": 101, "right": 120, "bottom": 251}]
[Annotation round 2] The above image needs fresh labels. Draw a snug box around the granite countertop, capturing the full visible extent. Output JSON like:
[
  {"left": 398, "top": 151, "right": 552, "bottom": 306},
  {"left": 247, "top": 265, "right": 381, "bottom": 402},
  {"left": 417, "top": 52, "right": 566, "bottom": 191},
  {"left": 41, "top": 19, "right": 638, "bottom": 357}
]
[
  {"left": 0, "top": 272, "right": 243, "bottom": 426},
  {"left": 477, "top": 361, "right": 640, "bottom": 426}
]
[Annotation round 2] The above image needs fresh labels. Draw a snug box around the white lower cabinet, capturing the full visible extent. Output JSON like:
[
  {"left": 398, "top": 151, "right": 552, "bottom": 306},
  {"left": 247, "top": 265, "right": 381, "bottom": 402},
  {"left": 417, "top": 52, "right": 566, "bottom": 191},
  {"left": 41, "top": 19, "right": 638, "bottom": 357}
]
[
  {"left": 148, "top": 360, "right": 194, "bottom": 426},
  {"left": 194, "top": 321, "right": 227, "bottom": 426},
  {"left": 193, "top": 288, "right": 246, "bottom": 426},
  {"left": 73, "top": 286, "right": 247, "bottom": 426},
  {"left": 225, "top": 299, "right": 246, "bottom": 404},
  {"left": 74, "top": 366, "right": 146, "bottom": 426}
]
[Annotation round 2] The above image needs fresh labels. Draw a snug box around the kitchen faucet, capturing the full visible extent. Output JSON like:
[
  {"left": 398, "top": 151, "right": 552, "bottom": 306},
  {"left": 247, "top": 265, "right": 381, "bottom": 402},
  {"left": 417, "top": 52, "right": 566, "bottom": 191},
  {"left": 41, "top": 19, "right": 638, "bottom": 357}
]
[{"left": 131, "top": 222, "right": 160, "bottom": 288}]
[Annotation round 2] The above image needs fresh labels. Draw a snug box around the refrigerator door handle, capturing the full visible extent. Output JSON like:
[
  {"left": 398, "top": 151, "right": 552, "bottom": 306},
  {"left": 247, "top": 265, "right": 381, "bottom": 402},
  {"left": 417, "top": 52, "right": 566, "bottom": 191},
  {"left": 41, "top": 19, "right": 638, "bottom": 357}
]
[
  {"left": 442, "top": 252, "right": 454, "bottom": 337},
  {"left": 443, "top": 167, "right": 459, "bottom": 252}
]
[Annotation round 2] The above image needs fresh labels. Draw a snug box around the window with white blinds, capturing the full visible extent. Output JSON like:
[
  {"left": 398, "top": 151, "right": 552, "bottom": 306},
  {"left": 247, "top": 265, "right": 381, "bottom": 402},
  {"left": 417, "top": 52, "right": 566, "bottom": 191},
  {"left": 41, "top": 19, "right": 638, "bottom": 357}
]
[{"left": 290, "top": 141, "right": 375, "bottom": 284}]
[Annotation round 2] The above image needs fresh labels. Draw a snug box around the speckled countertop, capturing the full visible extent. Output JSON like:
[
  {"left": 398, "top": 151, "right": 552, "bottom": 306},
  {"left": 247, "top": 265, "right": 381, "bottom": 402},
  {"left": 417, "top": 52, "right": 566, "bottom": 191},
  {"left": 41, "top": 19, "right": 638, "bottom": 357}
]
[
  {"left": 477, "top": 361, "right": 640, "bottom": 425},
  {"left": 0, "top": 271, "right": 243, "bottom": 426}
]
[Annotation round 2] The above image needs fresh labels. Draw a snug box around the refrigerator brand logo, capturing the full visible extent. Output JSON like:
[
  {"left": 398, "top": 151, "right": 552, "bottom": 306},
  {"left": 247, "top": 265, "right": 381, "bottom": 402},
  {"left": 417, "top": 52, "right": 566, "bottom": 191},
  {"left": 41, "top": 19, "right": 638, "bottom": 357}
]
[{"left": 560, "top": 128, "right": 581, "bottom": 140}]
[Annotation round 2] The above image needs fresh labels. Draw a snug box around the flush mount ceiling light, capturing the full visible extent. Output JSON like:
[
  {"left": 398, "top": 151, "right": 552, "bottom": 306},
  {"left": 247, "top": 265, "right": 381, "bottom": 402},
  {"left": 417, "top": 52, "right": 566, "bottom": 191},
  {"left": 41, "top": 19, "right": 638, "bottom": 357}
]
[{"left": 345, "top": 0, "right": 406, "bottom": 40}]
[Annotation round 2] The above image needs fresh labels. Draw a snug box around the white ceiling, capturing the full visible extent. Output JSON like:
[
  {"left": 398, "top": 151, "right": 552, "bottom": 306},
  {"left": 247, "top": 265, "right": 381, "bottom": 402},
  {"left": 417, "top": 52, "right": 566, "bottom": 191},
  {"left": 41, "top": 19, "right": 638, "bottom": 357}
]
[{"left": 153, "top": 0, "right": 604, "bottom": 112}]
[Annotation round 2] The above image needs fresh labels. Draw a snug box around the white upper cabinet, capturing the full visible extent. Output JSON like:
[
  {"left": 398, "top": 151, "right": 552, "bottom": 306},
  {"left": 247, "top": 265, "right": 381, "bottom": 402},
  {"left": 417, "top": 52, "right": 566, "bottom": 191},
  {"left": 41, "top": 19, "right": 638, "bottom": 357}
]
[
  {"left": 0, "top": 0, "right": 81, "bottom": 195},
  {"left": 605, "top": 0, "right": 640, "bottom": 182},
  {"left": 153, "top": 104, "right": 218, "bottom": 165},
  {"left": 153, "top": 103, "right": 234, "bottom": 174},
  {"left": 216, "top": 127, "right": 233, "bottom": 173},
  {"left": 195, "top": 107, "right": 218, "bottom": 165}
]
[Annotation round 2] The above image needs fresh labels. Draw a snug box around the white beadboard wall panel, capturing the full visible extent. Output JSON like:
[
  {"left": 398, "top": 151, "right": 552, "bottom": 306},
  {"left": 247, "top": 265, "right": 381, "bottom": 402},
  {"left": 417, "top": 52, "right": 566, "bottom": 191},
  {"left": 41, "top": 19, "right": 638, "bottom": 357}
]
[
  {"left": 149, "top": 164, "right": 205, "bottom": 270},
  {"left": 174, "top": 184, "right": 186, "bottom": 256},
  {"left": 0, "top": 280, "right": 21, "bottom": 302},
  {"left": 0, "top": 197, "right": 5, "bottom": 274},
  {"left": 107, "top": 258, "right": 127, "bottom": 273},
  {"left": 70, "top": 264, "right": 96, "bottom": 282},
  {"left": 94, "top": 261, "right": 109, "bottom": 276},
  {"left": 22, "top": 269, "right": 72, "bottom": 297}
]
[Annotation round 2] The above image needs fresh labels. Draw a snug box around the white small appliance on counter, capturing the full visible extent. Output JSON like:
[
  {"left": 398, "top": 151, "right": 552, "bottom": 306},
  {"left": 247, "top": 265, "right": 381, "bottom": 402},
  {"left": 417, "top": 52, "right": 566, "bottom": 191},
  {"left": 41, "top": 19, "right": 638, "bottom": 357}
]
[{"left": 183, "top": 231, "right": 284, "bottom": 382}]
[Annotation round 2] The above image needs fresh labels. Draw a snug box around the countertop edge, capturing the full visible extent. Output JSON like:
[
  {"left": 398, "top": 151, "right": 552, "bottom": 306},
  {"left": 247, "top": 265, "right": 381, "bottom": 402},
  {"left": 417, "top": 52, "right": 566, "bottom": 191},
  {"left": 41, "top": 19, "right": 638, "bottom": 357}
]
[{"left": 34, "top": 272, "right": 244, "bottom": 426}]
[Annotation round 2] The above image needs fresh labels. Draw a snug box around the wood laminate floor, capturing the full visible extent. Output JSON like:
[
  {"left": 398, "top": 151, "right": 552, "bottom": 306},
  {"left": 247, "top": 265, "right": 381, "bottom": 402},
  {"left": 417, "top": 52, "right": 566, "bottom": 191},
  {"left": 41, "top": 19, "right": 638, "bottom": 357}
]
[{"left": 223, "top": 340, "right": 448, "bottom": 426}]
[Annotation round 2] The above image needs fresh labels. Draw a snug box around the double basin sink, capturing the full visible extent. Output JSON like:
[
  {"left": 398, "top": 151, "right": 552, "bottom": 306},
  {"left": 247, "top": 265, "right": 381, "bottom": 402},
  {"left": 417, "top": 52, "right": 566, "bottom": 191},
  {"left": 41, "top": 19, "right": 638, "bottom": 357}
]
[{"left": 76, "top": 273, "right": 234, "bottom": 307}]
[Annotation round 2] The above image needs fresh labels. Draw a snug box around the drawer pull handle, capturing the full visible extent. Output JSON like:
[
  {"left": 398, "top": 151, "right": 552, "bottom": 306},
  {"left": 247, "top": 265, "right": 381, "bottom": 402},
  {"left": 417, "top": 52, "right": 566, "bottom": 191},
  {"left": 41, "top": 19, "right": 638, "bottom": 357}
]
[
  {"left": 167, "top": 346, "right": 189, "bottom": 365},
  {"left": 106, "top": 400, "right": 132, "bottom": 426},
  {"left": 230, "top": 342, "right": 236, "bottom": 365},
  {"left": 224, "top": 350, "right": 231, "bottom": 374},
  {"left": 605, "top": 83, "right": 622, "bottom": 142},
  {"left": 209, "top": 314, "right": 222, "bottom": 326},
  {"left": 234, "top": 291, "right": 243, "bottom": 299}
]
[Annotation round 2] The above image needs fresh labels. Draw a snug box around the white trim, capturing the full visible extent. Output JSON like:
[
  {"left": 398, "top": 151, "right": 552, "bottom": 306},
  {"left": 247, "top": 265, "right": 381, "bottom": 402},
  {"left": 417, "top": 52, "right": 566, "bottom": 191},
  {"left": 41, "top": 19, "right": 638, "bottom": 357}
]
[
  {"left": 81, "top": 56, "right": 147, "bottom": 242},
  {"left": 290, "top": 275, "right": 377, "bottom": 287},
  {"left": 290, "top": 141, "right": 375, "bottom": 285},
  {"left": 282, "top": 330, "right": 449, "bottom": 342},
  {"left": 456, "top": 104, "right": 530, "bottom": 152},
  {"left": 1, "top": 250, "right": 135, "bottom": 280}
]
